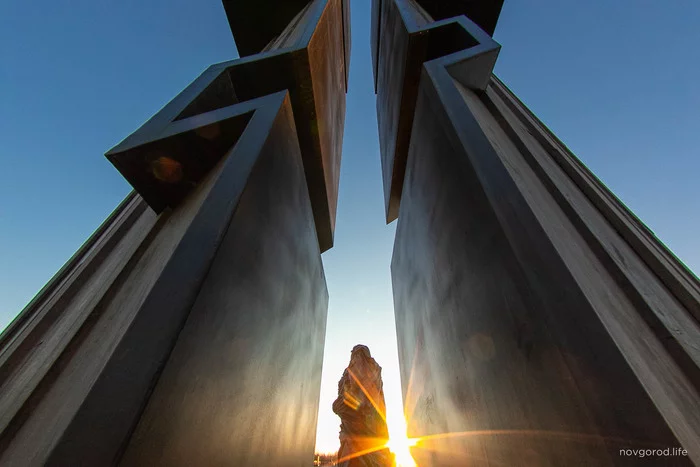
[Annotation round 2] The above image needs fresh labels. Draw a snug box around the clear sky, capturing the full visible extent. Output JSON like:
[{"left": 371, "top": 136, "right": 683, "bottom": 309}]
[{"left": 1, "top": 0, "right": 699, "bottom": 456}]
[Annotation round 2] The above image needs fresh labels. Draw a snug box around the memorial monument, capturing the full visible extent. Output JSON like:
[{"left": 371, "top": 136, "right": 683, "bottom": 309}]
[
  {"left": 372, "top": 0, "right": 700, "bottom": 465},
  {"left": 333, "top": 345, "right": 394, "bottom": 467},
  {"left": 0, "top": 0, "right": 699, "bottom": 465}
]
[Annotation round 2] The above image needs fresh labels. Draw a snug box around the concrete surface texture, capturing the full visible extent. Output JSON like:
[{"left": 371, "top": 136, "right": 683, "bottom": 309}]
[
  {"left": 0, "top": 1, "right": 349, "bottom": 465},
  {"left": 373, "top": 0, "right": 700, "bottom": 465}
]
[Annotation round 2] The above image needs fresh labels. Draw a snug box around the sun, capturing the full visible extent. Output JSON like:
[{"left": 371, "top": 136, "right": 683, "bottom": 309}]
[{"left": 386, "top": 434, "right": 418, "bottom": 467}]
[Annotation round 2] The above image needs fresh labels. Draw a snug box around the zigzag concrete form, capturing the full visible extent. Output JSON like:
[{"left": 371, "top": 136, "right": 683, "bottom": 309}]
[
  {"left": 373, "top": 1, "right": 700, "bottom": 465},
  {"left": 0, "top": 1, "right": 348, "bottom": 465}
]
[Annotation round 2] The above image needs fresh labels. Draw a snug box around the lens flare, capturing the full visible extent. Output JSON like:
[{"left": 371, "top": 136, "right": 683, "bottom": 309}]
[
  {"left": 386, "top": 435, "right": 418, "bottom": 466},
  {"left": 150, "top": 156, "right": 183, "bottom": 183}
]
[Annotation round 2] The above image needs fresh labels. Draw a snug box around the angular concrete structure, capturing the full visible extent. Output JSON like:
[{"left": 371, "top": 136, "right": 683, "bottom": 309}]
[
  {"left": 0, "top": 1, "right": 349, "bottom": 465},
  {"left": 373, "top": 1, "right": 700, "bottom": 465}
]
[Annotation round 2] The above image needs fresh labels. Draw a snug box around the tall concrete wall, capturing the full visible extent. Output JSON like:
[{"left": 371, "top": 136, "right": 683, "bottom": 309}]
[
  {"left": 373, "top": 1, "right": 700, "bottom": 465},
  {"left": 0, "top": 1, "right": 349, "bottom": 465},
  {"left": 120, "top": 95, "right": 328, "bottom": 466}
]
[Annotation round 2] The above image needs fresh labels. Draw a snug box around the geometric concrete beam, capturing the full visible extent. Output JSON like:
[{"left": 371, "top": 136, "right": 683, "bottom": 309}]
[
  {"left": 372, "top": 0, "right": 501, "bottom": 222},
  {"left": 0, "top": 91, "right": 328, "bottom": 466},
  {"left": 222, "top": 0, "right": 312, "bottom": 57},
  {"left": 109, "top": 0, "right": 350, "bottom": 252},
  {"left": 118, "top": 92, "right": 329, "bottom": 466},
  {"left": 390, "top": 47, "right": 700, "bottom": 467},
  {"left": 223, "top": 0, "right": 352, "bottom": 89},
  {"left": 408, "top": 0, "right": 503, "bottom": 37},
  {"left": 107, "top": 102, "right": 253, "bottom": 214},
  {"left": 0, "top": 1, "right": 350, "bottom": 464}
]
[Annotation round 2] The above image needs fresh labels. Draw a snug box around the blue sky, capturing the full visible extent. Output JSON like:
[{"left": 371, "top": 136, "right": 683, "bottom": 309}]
[{"left": 1, "top": 0, "right": 699, "bottom": 455}]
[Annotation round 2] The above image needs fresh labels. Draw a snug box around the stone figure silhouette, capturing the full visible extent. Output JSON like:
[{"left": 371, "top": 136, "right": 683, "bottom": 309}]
[{"left": 332, "top": 345, "right": 394, "bottom": 467}]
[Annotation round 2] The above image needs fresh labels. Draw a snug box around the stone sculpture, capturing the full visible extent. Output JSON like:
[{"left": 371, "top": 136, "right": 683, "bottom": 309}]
[{"left": 333, "top": 345, "right": 395, "bottom": 467}]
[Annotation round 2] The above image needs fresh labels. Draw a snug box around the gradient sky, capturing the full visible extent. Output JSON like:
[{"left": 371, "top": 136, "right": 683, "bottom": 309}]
[{"left": 1, "top": 0, "right": 699, "bottom": 456}]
